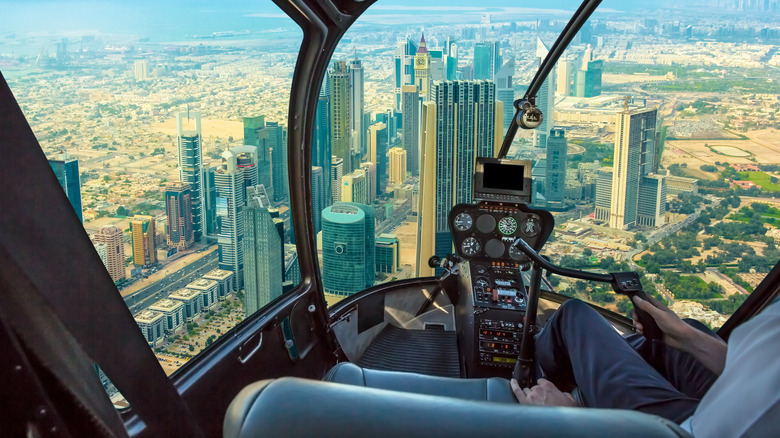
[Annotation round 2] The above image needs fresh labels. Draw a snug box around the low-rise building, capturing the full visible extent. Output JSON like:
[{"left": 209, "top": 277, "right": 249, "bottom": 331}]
[
  {"left": 134, "top": 310, "right": 165, "bottom": 346},
  {"left": 148, "top": 298, "right": 185, "bottom": 334},
  {"left": 187, "top": 278, "right": 219, "bottom": 311},
  {"left": 203, "top": 269, "right": 234, "bottom": 300},
  {"left": 169, "top": 288, "right": 202, "bottom": 322}
]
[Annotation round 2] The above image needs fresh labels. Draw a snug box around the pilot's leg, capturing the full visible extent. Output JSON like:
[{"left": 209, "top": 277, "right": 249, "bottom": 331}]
[
  {"left": 534, "top": 299, "right": 698, "bottom": 423},
  {"left": 625, "top": 319, "right": 719, "bottom": 399}
]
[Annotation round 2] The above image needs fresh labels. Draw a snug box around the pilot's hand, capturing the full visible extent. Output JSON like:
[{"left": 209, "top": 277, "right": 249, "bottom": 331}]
[
  {"left": 511, "top": 378, "right": 577, "bottom": 407},
  {"left": 632, "top": 295, "right": 692, "bottom": 352}
]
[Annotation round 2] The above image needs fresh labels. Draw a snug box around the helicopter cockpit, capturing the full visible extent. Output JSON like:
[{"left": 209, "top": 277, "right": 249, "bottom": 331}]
[{"left": 2, "top": 0, "right": 780, "bottom": 436}]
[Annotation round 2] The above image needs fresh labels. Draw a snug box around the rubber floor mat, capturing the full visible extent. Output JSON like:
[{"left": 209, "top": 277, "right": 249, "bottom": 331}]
[{"left": 357, "top": 324, "right": 460, "bottom": 377}]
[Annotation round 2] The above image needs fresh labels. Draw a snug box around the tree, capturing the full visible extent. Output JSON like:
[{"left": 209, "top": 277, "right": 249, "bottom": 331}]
[
  {"left": 189, "top": 345, "right": 195, "bottom": 352},
  {"left": 116, "top": 206, "right": 131, "bottom": 216}
]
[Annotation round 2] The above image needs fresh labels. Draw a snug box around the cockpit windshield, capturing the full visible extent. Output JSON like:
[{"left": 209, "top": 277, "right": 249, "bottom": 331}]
[{"left": 3, "top": 0, "right": 779, "bottom": 389}]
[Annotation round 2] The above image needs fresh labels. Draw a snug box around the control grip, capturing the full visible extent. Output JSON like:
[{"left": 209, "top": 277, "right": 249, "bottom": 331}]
[{"left": 625, "top": 290, "right": 662, "bottom": 340}]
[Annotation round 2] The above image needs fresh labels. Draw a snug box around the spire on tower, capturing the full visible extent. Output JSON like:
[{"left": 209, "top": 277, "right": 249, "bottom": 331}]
[{"left": 417, "top": 33, "right": 428, "bottom": 54}]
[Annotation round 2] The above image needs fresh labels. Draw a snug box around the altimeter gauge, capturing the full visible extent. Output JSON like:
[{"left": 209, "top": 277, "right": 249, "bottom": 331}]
[
  {"left": 498, "top": 216, "right": 518, "bottom": 235},
  {"left": 461, "top": 237, "right": 481, "bottom": 257},
  {"left": 454, "top": 212, "right": 473, "bottom": 231}
]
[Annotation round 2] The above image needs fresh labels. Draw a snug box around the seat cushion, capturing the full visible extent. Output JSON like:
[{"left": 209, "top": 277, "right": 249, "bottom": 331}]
[{"left": 323, "top": 362, "right": 517, "bottom": 403}]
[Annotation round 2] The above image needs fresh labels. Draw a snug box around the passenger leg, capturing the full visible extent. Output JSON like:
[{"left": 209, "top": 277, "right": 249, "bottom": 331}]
[
  {"left": 625, "top": 319, "right": 719, "bottom": 399},
  {"left": 534, "top": 299, "right": 698, "bottom": 423}
]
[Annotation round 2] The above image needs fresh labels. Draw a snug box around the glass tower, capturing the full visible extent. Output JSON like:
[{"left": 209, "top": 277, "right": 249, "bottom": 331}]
[
  {"left": 321, "top": 203, "right": 375, "bottom": 296},
  {"left": 400, "top": 85, "right": 419, "bottom": 175},
  {"left": 243, "top": 185, "right": 283, "bottom": 316},
  {"left": 177, "top": 112, "right": 204, "bottom": 242},
  {"left": 48, "top": 151, "right": 83, "bottom": 223},
  {"left": 165, "top": 182, "right": 194, "bottom": 250},
  {"left": 545, "top": 128, "right": 568, "bottom": 206}
]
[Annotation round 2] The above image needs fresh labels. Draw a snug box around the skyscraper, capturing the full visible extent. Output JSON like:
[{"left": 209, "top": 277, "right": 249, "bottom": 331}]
[
  {"left": 375, "top": 234, "right": 400, "bottom": 274},
  {"left": 401, "top": 85, "right": 420, "bottom": 175},
  {"left": 369, "top": 122, "right": 388, "bottom": 197},
  {"left": 243, "top": 116, "right": 273, "bottom": 194},
  {"left": 177, "top": 112, "right": 204, "bottom": 242},
  {"left": 314, "top": 95, "right": 332, "bottom": 209},
  {"left": 165, "top": 181, "right": 194, "bottom": 250},
  {"left": 243, "top": 185, "right": 283, "bottom": 315},
  {"left": 321, "top": 203, "right": 375, "bottom": 296},
  {"left": 495, "top": 56, "right": 515, "bottom": 135},
  {"left": 215, "top": 147, "right": 253, "bottom": 290},
  {"left": 130, "top": 216, "right": 156, "bottom": 267},
  {"left": 473, "top": 41, "right": 501, "bottom": 81},
  {"left": 393, "top": 36, "right": 418, "bottom": 110},
  {"left": 312, "top": 166, "right": 325, "bottom": 234},
  {"left": 556, "top": 58, "right": 572, "bottom": 96},
  {"left": 133, "top": 60, "right": 148, "bottom": 81},
  {"left": 329, "top": 61, "right": 353, "bottom": 173},
  {"left": 601, "top": 108, "right": 660, "bottom": 230},
  {"left": 575, "top": 46, "right": 603, "bottom": 98},
  {"left": 388, "top": 147, "right": 407, "bottom": 184},
  {"left": 419, "top": 80, "right": 502, "bottom": 267},
  {"left": 331, "top": 156, "right": 344, "bottom": 204},
  {"left": 414, "top": 34, "right": 432, "bottom": 98},
  {"left": 340, "top": 169, "right": 369, "bottom": 204},
  {"left": 360, "top": 162, "right": 377, "bottom": 204},
  {"left": 349, "top": 59, "right": 366, "bottom": 158},
  {"left": 534, "top": 37, "right": 556, "bottom": 148},
  {"left": 266, "top": 121, "right": 287, "bottom": 203},
  {"left": 48, "top": 151, "right": 83, "bottom": 223},
  {"left": 545, "top": 128, "right": 568, "bottom": 207},
  {"left": 94, "top": 225, "right": 125, "bottom": 282},
  {"left": 203, "top": 166, "right": 218, "bottom": 237}
]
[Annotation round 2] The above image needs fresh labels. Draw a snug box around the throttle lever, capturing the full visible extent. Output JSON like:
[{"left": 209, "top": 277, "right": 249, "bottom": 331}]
[{"left": 610, "top": 272, "right": 662, "bottom": 340}]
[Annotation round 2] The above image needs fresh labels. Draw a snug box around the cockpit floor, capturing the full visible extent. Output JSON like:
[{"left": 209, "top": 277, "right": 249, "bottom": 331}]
[{"left": 357, "top": 324, "right": 460, "bottom": 378}]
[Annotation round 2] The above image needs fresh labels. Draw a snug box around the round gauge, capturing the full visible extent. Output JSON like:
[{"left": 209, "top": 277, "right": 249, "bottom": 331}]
[
  {"left": 473, "top": 264, "right": 488, "bottom": 275},
  {"left": 476, "top": 214, "right": 497, "bottom": 233},
  {"left": 485, "top": 239, "right": 506, "bottom": 259},
  {"left": 498, "top": 216, "right": 518, "bottom": 235},
  {"left": 509, "top": 244, "right": 526, "bottom": 261},
  {"left": 453, "top": 212, "right": 473, "bottom": 231},
  {"left": 474, "top": 277, "right": 490, "bottom": 288},
  {"left": 521, "top": 217, "right": 541, "bottom": 238},
  {"left": 460, "top": 237, "right": 481, "bottom": 257}
]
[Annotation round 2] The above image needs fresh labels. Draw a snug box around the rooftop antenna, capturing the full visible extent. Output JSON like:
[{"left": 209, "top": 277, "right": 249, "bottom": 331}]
[{"left": 624, "top": 96, "right": 628, "bottom": 111}]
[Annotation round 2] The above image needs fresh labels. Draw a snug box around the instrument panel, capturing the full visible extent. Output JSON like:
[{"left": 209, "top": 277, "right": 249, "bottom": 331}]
[{"left": 449, "top": 202, "right": 553, "bottom": 262}]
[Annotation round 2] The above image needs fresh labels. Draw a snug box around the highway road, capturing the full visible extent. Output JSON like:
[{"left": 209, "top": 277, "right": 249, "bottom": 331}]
[{"left": 124, "top": 251, "right": 220, "bottom": 314}]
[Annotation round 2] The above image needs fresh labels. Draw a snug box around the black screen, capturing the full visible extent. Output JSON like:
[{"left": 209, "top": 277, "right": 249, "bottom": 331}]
[{"left": 482, "top": 162, "right": 525, "bottom": 191}]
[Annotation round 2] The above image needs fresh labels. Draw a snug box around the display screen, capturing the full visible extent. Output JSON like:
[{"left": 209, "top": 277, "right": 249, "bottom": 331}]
[
  {"left": 482, "top": 162, "right": 525, "bottom": 191},
  {"left": 492, "top": 356, "right": 517, "bottom": 364}
]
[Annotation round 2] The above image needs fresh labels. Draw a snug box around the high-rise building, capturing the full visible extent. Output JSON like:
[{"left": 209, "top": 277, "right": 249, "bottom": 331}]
[
  {"left": 341, "top": 169, "right": 369, "bottom": 205},
  {"left": 203, "top": 166, "right": 218, "bottom": 237},
  {"left": 177, "top": 112, "right": 204, "bottom": 241},
  {"left": 637, "top": 174, "right": 666, "bottom": 227},
  {"left": 388, "top": 147, "right": 407, "bottom": 184},
  {"left": 130, "top": 215, "right": 156, "bottom": 267},
  {"left": 329, "top": 61, "right": 353, "bottom": 173},
  {"left": 312, "top": 166, "right": 325, "bottom": 234},
  {"left": 243, "top": 116, "right": 273, "bottom": 194},
  {"left": 369, "top": 122, "right": 389, "bottom": 197},
  {"left": 418, "top": 80, "right": 502, "bottom": 273},
  {"left": 594, "top": 167, "right": 613, "bottom": 222},
  {"left": 94, "top": 225, "right": 125, "bottom": 282},
  {"left": 414, "top": 34, "right": 432, "bottom": 98},
  {"left": 265, "top": 122, "right": 287, "bottom": 202},
  {"left": 400, "top": 85, "right": 420, "bottom": 175},
  {"left": 534, "top": 37, "right": 556, "bottom": 148},
  {"left": 393, "top": 36, "right": 418, "bottom": 110},
  {"left": 48, "top": 151, "right": 83, "bottom": 223},
  {"left": 375, "top": 234, "right": 400, "bottom": 274},
  {"left": 428, "top": 48, "right": 445, "bottom": 82},
  {"left": 473, "top": 41, "right": 501, "bottom": 81},
  {"left": 349, "top": 59, "right": 366, "bottom": 157},
  {"left": 331, "top": 156, "right": 344, "bottom": 204},
  {"left": 495, "top": 56, "right": 515, "bottom": 135},
  {"left": 165, "top": 182, "right": 194, "bottom": 250},
  {"left": 215, "top": 148, "right": 251, "bottom": 290},
  {"left": 314, "top": 95, "right": 332, "bottom": 209},
  {"left": 556, "top": 58, "right": 573, "bottom": 96},
  {"left": 321, "top": 203, "right": 375, "bottom": 296},
  {"left": 545, "top": 128, "right": 568, "bottom": 207},
  {"left": 243, "top": 185, "right": 283, "bottom": 316},
  {"left": 575, "top": 46, "right": 603, "bottom": 98},
  {"left": 598, "top": 108, "right": 660, "bottom": 230},
  {"left": 133, "top": 60, "right": 148, "bottom": 81},
  {"left": 360, "top": 162, "right": 377, "bottom": 204},
  {"left": 93, "top": 242, "right": 107, "bottom": 271}
]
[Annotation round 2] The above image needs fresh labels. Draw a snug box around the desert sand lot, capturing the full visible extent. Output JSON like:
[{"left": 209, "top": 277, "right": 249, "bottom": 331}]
[{"left": 662, "top": 128, "right": 780, "bottom": 170}]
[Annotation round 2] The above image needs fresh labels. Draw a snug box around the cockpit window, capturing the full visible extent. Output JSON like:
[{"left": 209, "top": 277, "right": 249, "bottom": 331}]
[
  {"left": 2, "top": 0, "right": 303, "bottom": 394},
  {"left": 311, "top": 0, "right": 780, "bottom": 330}
]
